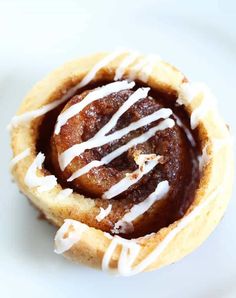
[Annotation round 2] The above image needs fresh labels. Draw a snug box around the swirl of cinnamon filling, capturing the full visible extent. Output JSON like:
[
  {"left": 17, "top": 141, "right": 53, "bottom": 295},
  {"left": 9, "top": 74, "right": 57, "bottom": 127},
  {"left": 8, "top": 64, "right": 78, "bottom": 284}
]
[{"left": 36, "top": 80, "right": 200, "bottom": 239}]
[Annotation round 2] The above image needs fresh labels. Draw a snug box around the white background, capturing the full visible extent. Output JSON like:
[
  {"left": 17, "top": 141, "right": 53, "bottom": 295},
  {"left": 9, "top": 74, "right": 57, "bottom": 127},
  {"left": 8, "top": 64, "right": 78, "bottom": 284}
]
[{"left": 0, "top": 0, "right": 235, "bottom": 297}]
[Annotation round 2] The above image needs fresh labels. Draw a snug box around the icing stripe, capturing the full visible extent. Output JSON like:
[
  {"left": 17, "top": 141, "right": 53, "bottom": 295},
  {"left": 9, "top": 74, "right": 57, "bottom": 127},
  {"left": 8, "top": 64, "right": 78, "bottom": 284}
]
[
  {"left": 103, "top": 154, "right": 162, "bottom": 199},
  {"left": 177, "top": 82, "right": 200, "bottom": 105},
  {"left": 112, "top": 180, "right": 169, "bottom": 234},
  {"left": 54, "top": 80, "right": 135, "bottom": 135},
  {"left": 117, "top": 239, "right": 141, "bottom": 275},
  {"left": 54, "top": 219, "right": 88, "bottom": 254},
  {"left": 75, "top": 50, "right": 126, "bottom": 89},
  {"left": 139, "top": 55, "right": 160, "bottom": 83},
  {"left": 10, "top": 148, "right": 30, "bottom": 170},
  {"left": 198, "top": 145, "right": 209, "bottom": 172},
  {"left": 7, "top": 97, "right": 68, "bottom": 130},
  {"left": 104, "top": 232, "right": 113, "bottom": 240},
  {"left": 191, "top": 102, "right": 208, "bottom": 129},
  {"left": 120, "top": 180, "right": 169, "bottom": 223},
  {"left": 173, "top": 114, "right": 196, "bottom": 147},
  {"left": 101, "top": 237, "right": 120, "bottom": 272},
  {"left": 102, "top": 236, "right": 140, "bottom": 273},
  {"left": 67, "top": 118, "right": 175, "bottom": 181},
  {"left": 114, "top": 52, "right": 140, "bottom": 81},
  {"left": 96, "top": 205, "right": 112, "bottom": 222},
  {"left": 177, "top": 82, "right": 216, "bottom": 129},
  {"left": 128, "top": 55, "right": 160, "bottom": 82},
  {"left": 24, "top": 152, "right": 57, "bottom": 193},
  {"left": 128, "top": 58, "right": 148, "bottom": 81},
  {"left": 55, "top": 188, "right": 73, "bottom": 200}
]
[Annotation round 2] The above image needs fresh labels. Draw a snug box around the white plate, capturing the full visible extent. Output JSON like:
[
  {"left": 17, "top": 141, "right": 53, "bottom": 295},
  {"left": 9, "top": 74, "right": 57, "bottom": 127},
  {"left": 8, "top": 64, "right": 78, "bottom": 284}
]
[{"left": 0, "top": 1, "right": 235, "bottom": 297}]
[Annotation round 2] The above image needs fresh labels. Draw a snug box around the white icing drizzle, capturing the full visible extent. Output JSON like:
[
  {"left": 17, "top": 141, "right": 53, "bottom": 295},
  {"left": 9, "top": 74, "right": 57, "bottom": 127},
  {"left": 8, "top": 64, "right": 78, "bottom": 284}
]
[
  {"left": 191, "top": 102, "right": 209, "bottom": 130},
  {"left": 55, "top": 80, "right": 135, "bottom": 135},
  {"left": 173, "top": 114, "right": 196, "bottom": 147},
  {"left": 139, "top": 55, "right": 160, "bottom": 83},
  {"left": 96, "top": 204, "right": 112, "bottom": 222},
  {"left": 177, "top": 82, "right": 202, "bottom": 105},
  {"left": 8, "top": 98, "right": 68, "bottom": 130},
  {"left": 10, "top": 148, "right": 30, "bottom": 170},
  {"left": 55, "top": 188, "right": 73, "bottom": 200},
  {"left": 24, "top": 152, "right": 57, "bottom": 193},
  {"left": 177, "top": 82, "right": 216, "bottom": 129},
  {"left": 59, "top": 105, "right": 172, "bottom": 171},
  {"left": 112, "top": 180, "right": 169, "bottom": 234},
  {"left": 103, "top": 184, "right": 223, "bottom": 276},
  {"left": 54, "top": 219, "right": 88, "bottom": 254},
  {"left": 128, "top": 58, "right": 149, "bottom": 81},
  {"left": 103, "top": 154, "right": 162, "bottom": 200},
  {"left": 102, "top": 236, "right": 141, "bottom": 274},
  {"left": 197, "top": 136, "right": 232, "bottom": 173},
  {"left": 68, "top": 119, "right": 175, "bottom": 181},
  {"left": 123, "top": 180, "right": 169, "bottom": 222},
  {"left": 198, "top": 145, "right": 209, "bottom": 172},
  {"left": 59, "top": 87, "right": 152, "bottom": 169},
  {"left": 74, "top": 50, "right": 126, "bottom": 89},
  {"left": 104, "top": 232, "right": 113, "bottom": 240},
  {"left": 114, "top": 52, "right": 140, "bottom": 81},
  {"left": 128, "top": 55, "right": 160, "bottom": 82},
  {"left": 198, "top": 135, "right": 232, "bottom": 172}
]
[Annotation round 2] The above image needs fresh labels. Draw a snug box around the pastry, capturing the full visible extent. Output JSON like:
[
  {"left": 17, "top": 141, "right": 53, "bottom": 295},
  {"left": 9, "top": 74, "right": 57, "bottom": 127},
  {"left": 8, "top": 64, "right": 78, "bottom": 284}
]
[{"left": 9, "top": 51, "right": 234, "bottom": 276}]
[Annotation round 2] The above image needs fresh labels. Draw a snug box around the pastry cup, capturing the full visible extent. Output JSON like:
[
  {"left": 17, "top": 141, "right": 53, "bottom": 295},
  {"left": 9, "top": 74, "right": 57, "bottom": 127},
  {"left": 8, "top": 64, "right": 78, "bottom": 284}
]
[{"left": 10, "top": 52, "right": 234, "bottom": 275}]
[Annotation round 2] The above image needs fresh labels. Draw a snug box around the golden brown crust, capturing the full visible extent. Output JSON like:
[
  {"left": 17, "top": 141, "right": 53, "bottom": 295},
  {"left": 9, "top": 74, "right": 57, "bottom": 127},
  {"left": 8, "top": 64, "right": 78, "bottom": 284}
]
[{"left": 10, "top": 52, "right": 234, "bottom": 273}]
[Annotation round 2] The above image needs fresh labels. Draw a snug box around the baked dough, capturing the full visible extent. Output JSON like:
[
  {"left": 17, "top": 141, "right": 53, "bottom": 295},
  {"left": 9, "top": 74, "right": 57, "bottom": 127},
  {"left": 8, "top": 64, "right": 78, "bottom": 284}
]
[{"left": 9, "top": 51, "right": 234, "bottom": 275}]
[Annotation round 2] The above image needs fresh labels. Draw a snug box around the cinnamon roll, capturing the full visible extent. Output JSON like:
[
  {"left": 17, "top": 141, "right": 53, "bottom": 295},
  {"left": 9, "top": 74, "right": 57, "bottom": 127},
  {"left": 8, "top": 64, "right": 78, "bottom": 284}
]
[{"left": 9, "top": 51, "right": 234, "bottom": 275}]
